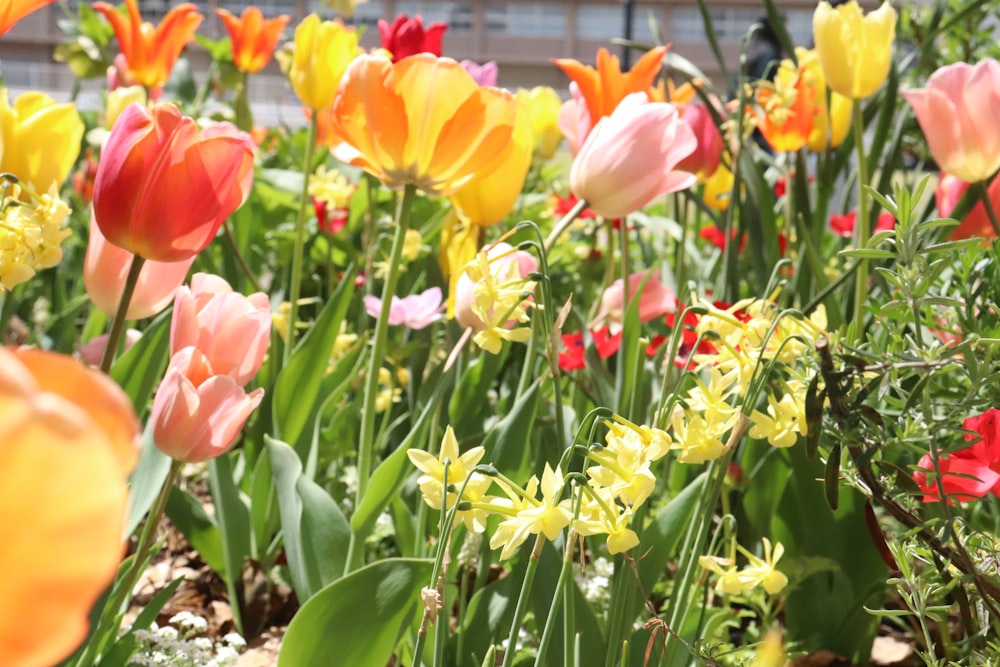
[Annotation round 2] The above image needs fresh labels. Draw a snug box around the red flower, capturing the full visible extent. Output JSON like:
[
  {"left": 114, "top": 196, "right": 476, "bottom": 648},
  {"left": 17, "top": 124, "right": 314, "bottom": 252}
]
[
  {"left": 553, "top": 192, "right": 598, "bottom": 220},
  {"left": 829, "top": 210, "right": 895, "bottom": 238},
  {"left": 558, "top": 331, "right": 585, "bottom": 371},
  {"left": 914, "top": 408, "right": 1000, "bottom": 502},
  {"left": 699, "top": 226, "right": 747, "bottom": 252},
  {"left": 313, "top": 198, "right": 348, "bottom": 234},
  {"left": 774, "top": 176, "right": 787, "bottom": 198},
  {"left": 591, "top": 326, "right": 621, "bottom": 359},
  {"left": 377, "top": 14, "right": 446, "bottom": 62}
]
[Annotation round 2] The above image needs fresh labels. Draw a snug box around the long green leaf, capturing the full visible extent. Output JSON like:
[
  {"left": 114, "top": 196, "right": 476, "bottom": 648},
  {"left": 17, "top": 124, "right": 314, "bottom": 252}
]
[
  {"left": 165, "top": 487, "right": 226, "bottom": 576},
  {"left": 110, "top": 310, "right": 171, "bottom": 415},
  {"left": 208, "top": 453, "right": 252, "bottom": 632}
]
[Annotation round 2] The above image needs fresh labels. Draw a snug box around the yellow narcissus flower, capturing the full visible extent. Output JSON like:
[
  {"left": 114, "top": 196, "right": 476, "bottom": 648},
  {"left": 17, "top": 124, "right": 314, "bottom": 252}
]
[
  {"left": 812, "top": 0, "right": 896, "bottom": 100},
  {"left": 489, "top": 464, "right": 572, "bottom": 560},
  {"left": 0, "top": 184, "right": 71, "bottom": 291},
  {"left": 749, "top": 392, "right": 807, "bottom": 448},
  {"left": 795, "top": 47, "right": 852, "bottom": 151},
  {"left": 450, "top": 99, "right": 533, "bottom": 227},
  {"left": 515, "top": 86, "right": 563, "bottom": 160},
  {"left": 289, "top": 14, "right": 360, "bottom": 111},
  {"left": 0, "top": 90, "right": 84, "bottom": 193},
  {"left": 739, "top": 538, "right": 788, "bottom": 595}
]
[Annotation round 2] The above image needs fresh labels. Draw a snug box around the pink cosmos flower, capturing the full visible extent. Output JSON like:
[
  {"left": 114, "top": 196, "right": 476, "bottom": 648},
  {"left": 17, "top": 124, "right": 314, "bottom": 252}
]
[
  {"left": 569, "top": 93, "right": 696, "bottom": 218},
  {"left": 590, "top": 270, "right": 676, "bottom": 334},
  {"left": 363, "top": 286, "right": 444, "bottom": 330}
]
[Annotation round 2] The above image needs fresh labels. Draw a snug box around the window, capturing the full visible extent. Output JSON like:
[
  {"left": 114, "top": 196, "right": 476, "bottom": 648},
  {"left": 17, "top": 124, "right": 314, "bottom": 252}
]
[
  {"left": 576, "top": 4, "right": 658, "bottom": 44},
  {"left": 344, "top": 0, "right": 385, "bottom": 29},
  {"left": 394, "top": 0, "right": 473, "bottom": 32},
  {"left": 672, "top": 7, "right": 762, "bottom": 43},
  {"left": 484, "top": 3, "right": 565, "bottom": 38}
]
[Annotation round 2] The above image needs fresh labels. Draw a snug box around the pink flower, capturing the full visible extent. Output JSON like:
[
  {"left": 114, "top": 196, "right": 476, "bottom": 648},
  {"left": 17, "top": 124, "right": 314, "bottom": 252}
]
[
  {"left": 151, "top": 347, "right": 265, "bottom": 462},
  {"left": 460, "top": 60, "right": 498, "bottom": 87},
  {"left": 569, "top": 93, "right": 696, "bottom": 218},
  {"left": 902, "top": 59, "right": 1000, "bottom": 184},
  {"left": 557, "top": 82, "right": 592, "bottom": 155},
  {"left": 363, "top": 286, "right": 444, "bottom": 330},
  {"left": 83, "top": 219, "right": 194, "bottom": 320},
  {"left": 170, "top": 273, "right": 271, "bottom": 386},
  {"left": 590, "top": 270, "right": 676, "bottom": 334},
  {"left": 913, "top": 408, "right": 1000, "bottom": 502},
  {"left": 454, "top": 242, "right": 537, "bottom": 332},
  {"left": 78, "top": 329, "right": 142, "bottom": 367},
  {"left": 936, "top": 172, "right": 1000, "bottom": 240},
  {"left": 676, "top": 102, "right": 724, "bottom": 181}
]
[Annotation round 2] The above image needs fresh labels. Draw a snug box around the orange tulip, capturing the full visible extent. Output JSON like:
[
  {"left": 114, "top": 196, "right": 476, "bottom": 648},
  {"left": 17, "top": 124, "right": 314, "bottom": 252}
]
[
  {"left": 216, "top": 7, "right": 289, "bottom": 74},
  {"left": 554, "top": 46, "right": 668, "bottom": 127},
  {"left": 0, "top": 347, "right": 138, "bottom": 667},
  {"left": 93, "top": 0, "right": 202, "bottom": 89},
  {"left": 0, "top": 0, "right": 57, "bottom": 37},
  {"left": 93, "top": 103, "right": 254, "bottom": 262},
  {"left": 331, "top": 54, "right": 517, "bottom": 196},
  {"left": 754, "top": 61, "right": 817, "bottom": 153}
]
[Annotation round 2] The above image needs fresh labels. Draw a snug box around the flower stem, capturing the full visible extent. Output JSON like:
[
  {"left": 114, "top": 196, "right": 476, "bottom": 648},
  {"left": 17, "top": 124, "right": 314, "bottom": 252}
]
[
  {"left": 501, "top": 534, "right": 545, "bottom": 667},
  {"left": 850, "top": 99, "right": 871, "bottom": 342},
  {"left": 75, "top": 459, "right": 182, "bottom": 667},
  {"left": 534, "top": 534, "right": 575, "bottom": 667},
  {"left": 543, "top": 197, "right": 587, "bottom": 252},
  {"left": 347, "top": 183, "right": 417, "bottom": 571},
  {"left": 99, "top": 254, "right": 146, "bottom": 374},
  {"left": 976, "top": 180, "right": 1000, "bottom": 238},
  {"left": 285, "top": 116, "right": 319, "bottom": 362},
  {"left": 222, "top": 219, "right": 261, "bottom": 292}
]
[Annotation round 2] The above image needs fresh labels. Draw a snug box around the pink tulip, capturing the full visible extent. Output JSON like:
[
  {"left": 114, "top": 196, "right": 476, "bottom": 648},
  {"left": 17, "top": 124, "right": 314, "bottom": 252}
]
[
  {"left": 84, "top": 220, "right": 194, "bottom": 320},
  {"left": 570, "top": 93, "right": 697, "bottom": 219},
  {"left": 676, "top": 102, "right": 724, "bottom": 182},
  {"left": 902, "top": 59, "right": 1000, "bottom": 184},
  {"left": 590, "top": 270, "right": 676, "bottom": 334},
  {"left": 936, "top": 172, "right": 1000, "bottom": 240},
  {"left": 454, "top": 242, "right": 538, "bottom": 332},
  {"left": 363, "top": 286, "right": 444, "bottom": 330},
  {"left": 151, "top": 347, "right": 265, "bottom": 463},
  {"left": 78, "top": 329, "right": 142, "bottom": 367},
  {"left": 170, "top": 273, "right": 271, "bottom": 386},
  {"left": 558, "top": 82, "right": 591, "bottom": 155},
  {"left": 460, "top": 60, "right": 498, "bottom": 87}
]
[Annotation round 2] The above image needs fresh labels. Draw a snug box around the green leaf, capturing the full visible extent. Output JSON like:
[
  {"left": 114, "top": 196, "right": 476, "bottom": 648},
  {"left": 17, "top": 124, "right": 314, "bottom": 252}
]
[
  {"left": 208, "top": 453, "right": 252, "bottom": 631},
  {"left": 278, "top": 558, "right": 432, "bottom": 667},
  {"left": 110, "top": 310, "right": 171, "bottom": 415},
  {"left": 266, "top": 436, "right": 350, "bottom": 601},
  {"left": 482, "top": 379, "right": 540, "bottom": 478},
  {"left": 165, "top": 487, "right": 226, "bottom": 576},
  {"left": 125, "top": 424, "right": 172, "bottom": 538}
]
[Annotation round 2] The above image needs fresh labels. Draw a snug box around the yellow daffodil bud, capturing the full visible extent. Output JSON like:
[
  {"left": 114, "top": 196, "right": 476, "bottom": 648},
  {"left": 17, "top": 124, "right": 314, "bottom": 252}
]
[
  {"left": 289, "top": 14, "right": 360, "bottom": 111},
  {"left": 812, "top": 0, "right": 896, "bottom": 100},
  {"left": 515, "top": 86, "right": 563, "bottom": 160},
  {"left": 795, "top": 48, "right": 852, "bottom": 151},
  {"left": 0, "top": 90, "right": 84, "bottom": 193}
]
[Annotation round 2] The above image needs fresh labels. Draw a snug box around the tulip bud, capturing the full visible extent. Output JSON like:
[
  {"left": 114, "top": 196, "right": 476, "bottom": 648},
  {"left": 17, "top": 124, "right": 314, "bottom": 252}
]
[{"left": 812, "top": 0, "right": 896, "bottom": 100}]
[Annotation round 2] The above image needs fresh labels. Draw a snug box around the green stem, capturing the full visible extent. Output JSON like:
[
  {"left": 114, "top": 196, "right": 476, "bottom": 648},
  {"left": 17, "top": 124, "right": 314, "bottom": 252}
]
[
  {"left": 233, "top": 71, "right": 253, "bottom": 132},
  {"left": 976, "top": 179, "right": 1000, "bottom": 238},
  {"left": 501, "top": 534, "right": 545, "bottom": 667},
  {"left": 99, "top": 255, "right": 146, "bottom": 374},
  {"left": 75, "top": 459, "right": 182, "bottom": 667},
  {"left": 222, "top": 219, "right": 261, "bottom": 292},
  {"left": 348, "top": 184, "right": 417, "bottom": 570},
  {"left": 850, "top": 99, "right": 871, "bottom": 342},
  {"left": 285, "top": 116, "right": 319, "bottom": 362},
  {"left": 543, "top": 197, "right": 588, "bottom": 252},
  {"left": 534, "top": 536, "right": 575, "bottom": 667}
]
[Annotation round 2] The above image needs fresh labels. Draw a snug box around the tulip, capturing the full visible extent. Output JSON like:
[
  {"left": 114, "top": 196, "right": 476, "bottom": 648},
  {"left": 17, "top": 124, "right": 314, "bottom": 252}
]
[
  {"left": 288, "top": 14, "right": 360, "bottom": 111},
  {"left": 0, "top": 89, "right": 84, "bottom": 192},
  {"left": 453, "top": 242, "right": 537, "bottom": 332},
  {"left": 150, "top": 347, "right": 265, "bottom": 463},
  {"left": 554, "top": 46, "right": 668, "bottom": 132},
  {"left": 78, "top": 329, "right": 142, "bottom": 367},
  {"left": 796, "top": 47, "right": 851, "bottom": 152},
  {"left": 515, "top": 86, "right": 563, "bottom": 160},
  {"left": 84, "top": 220, "right": 195, "bottom": 320},
  {"left": 103, "top": 83, "right": 146, "bottom": 129},
  {"left": 92, "top": 102, "right": 254, "bottom": 262},
  {"left": 378, "top": 14, "right": 447, "bottom": 62},
  {"left": 0, "top": 347, "right": 137, "bottom": 667},
  {"left": 569, "top": 93, "right": 696, "bottom": 219},
  {"left": 332, "top": 54, "right": 517, "bottom": 196},
  {"left": 902, "top": 59, "right": 1000, "bottom": 184},
  {"left": 363, "top": 286, "right": 444, "bottom": 330},
  {"left": 0, "top": 0, "right": 57, "bottom": 37},
  {"left": 936, "top": 172, "right": 1000, "bottom": 240},
  {"left": 93, "top": 0, "right": 202, "bottom": 89},
  {"left": 754, "top": 61, "right": 816, "bottom": 154},
  {"left": 676, "top": 102, "right": 724, "bottom": 181},
  {"left": 450, "top": 99, "right": 532, "bottom": 226},
  {"left": 170, "top": 273, "right": 271, "bottom": 386},
  {"left": 461, "top": 59, "right": 498, "bottom": 87},
  {"left": 812, "top": 0, "right": 896, "bottom": 100},
  {"left": 216, "top": 7, "right": 289, "bottom": 74},
  {"left": 913, "top": 408, "right": 1000, "bottom": 502},
  {"left": 557, "top": 82, "right": 590, "bottom": 155},
  {"left": 590, "top": 270, "right": 676, "bottom": 334}
]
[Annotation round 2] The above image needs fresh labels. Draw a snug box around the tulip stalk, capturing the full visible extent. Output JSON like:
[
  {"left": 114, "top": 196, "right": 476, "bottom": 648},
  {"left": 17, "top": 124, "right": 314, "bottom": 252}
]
[
  {"left": 99, "top": 255, "right": 146, "bottom": 373},
  {"left": 976, "top": 180, "right": 1000, "bottom": 237},
  {"left": 284, "top": 116, "right": 319, "bottom": 362},
  {"left": 850, "top": 99, "right": 871, "bottom": 341},
  {"left": 543, "top": 196, "right": 588, "bottom": 252}
]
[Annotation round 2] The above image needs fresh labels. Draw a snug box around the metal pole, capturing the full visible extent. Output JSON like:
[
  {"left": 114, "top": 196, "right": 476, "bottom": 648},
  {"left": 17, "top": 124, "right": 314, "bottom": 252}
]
[{"left": 622, "top": 0, "right": 635, "bottom": 67}]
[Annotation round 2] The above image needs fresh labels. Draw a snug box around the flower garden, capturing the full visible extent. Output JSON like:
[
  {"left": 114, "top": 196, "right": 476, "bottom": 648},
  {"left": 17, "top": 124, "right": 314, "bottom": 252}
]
[{"left": 2, "top": 0, "right": 1000, "bottom": 664}]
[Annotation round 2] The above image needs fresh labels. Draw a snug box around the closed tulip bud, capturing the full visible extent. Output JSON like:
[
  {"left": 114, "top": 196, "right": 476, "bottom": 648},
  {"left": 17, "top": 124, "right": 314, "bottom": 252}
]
[
  {"left": 676, "top": 102, "right": 724, "bottom": 181},
  {"left": 515, "top": 86, "right": 563, "bottom": 160},
  {"left": 93, "top": 102, "right": 254, "bottom": 262},
  {"left": 903, "top": 59, "right": 1000, "bottom": 184},
  {"left": 590, "top": 270, "right": 676, "bottom": 334},
  {"left": 84, "top": 220, "right": 194, "bottom": 320},
  {"left": 103, "top": 84, "right": 146, "bottom": 129},
  {"left": 377, "top": 14, "right": 446, "bottom": 62},
  {"left": 289, "top": 14, "right": 360, "bottom": 111},
  {"left": 813, "top": 0, "right": 896, "bottom": 100},
  {"left": 0, "top": 89, "right": 84, "bottom": 193},
  {"left": 570, "top": 93, "right": 697, "bottom": 219},
  {"left": 170, "top": 273, "right": 271, "bottom": 386}
]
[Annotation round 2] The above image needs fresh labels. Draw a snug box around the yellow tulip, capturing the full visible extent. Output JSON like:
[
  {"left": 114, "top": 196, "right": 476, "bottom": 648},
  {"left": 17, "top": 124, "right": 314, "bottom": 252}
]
[
  {"left": 703, "top": 162, "right": 734, "bottom": 211},
  {"left": 515, "top": 86, "right": 563, "bottom": 160},
  {"left": 438, "top": 211, "right": 479, "bottom": 318},
  {"left": 450, "top": 100, "right": 532, "bottom": 226},
  {"left": 104, "top": 84, "right": 146, "bottom": 129},
  {"left": 331, "top": 54, "right": 517, "bottom": 196},
  {"left": 795, "top": 48, "right": 852, "bottom": 151},
  {"left": 812, "top": 0, "right": 896, "bottom": 100},
  {"left": 289, "top": 14, "right": 360, "bottom": 111},
  {"left": 0, "top": 89, "right": 84, "bottom": 192}
]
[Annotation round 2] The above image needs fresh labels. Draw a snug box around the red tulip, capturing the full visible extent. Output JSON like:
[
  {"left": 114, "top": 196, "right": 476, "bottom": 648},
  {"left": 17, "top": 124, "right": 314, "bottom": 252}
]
[
  {"left": 92, "top": 103, "right": 254, "bottom": 262},
  {"left": 914, "top": 408, "right": 1000, "bottom": 502},
  {"left": 377, "top": 14, "right": 446, "bottom": 62},
  {"left": 936, "top": 172, "right": 1000, "bottom": 240}
]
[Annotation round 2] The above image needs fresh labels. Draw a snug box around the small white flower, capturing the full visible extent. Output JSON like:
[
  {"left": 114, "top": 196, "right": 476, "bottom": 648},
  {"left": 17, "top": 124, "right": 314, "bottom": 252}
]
[{"left": 222, "top": 632, "right": 246, "bottom": 649}]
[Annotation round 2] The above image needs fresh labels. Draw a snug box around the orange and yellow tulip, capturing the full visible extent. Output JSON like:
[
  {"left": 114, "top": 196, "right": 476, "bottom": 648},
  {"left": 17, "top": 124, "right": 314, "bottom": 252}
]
[
  {"left": 553, "top": 46, "right": 668, "bottom": 126},
  {"left": 93, "top": 0, "right": 202, "bottom": 89},
  {"left": 0, "top": 0, "right": 57, "bottom": 37},
  {"left": 331, "top": 54, "right": 517, "bottom": 196},
  {"left": 0, "top": 347, "right": 138, "bottom": 667},
  {"left": 216, "top": 7, "right": 289, "bottom": 74},
  {"left": 754, "top": 61, "right": 817, "bottom": 153}
]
